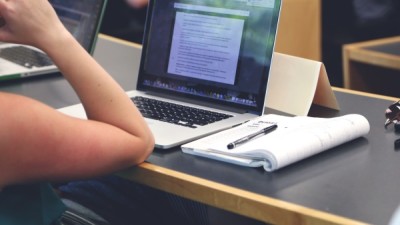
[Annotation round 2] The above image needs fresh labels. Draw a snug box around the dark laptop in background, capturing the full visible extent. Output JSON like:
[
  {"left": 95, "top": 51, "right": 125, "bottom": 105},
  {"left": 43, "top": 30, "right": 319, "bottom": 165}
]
[
  {"left": 0, "top": 0, "right": 107, "bottom": 80},
  {"left": 59, "top": 0, "right": 282, "bottom": 149}
]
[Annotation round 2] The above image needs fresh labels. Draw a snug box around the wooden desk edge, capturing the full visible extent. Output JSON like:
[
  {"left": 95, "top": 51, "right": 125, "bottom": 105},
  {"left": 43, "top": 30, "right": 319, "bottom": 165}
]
[
  {"left": 119, "top": 162, "right": 369, "bottom": 225},
  {"left": 98, "top": 33, "right": 142, "bottom": 49},
  {"left": 343, "top": 46, "right": 400, "bottom": 70},
  {"left": 342, "top": 37, "right": 400, "bottom": 88},
  {"left": 333, "top": 87, "right": 398, "bottom": 102},
  {"left": 343, "top": 36, "right": 400, "bottom": 49}
]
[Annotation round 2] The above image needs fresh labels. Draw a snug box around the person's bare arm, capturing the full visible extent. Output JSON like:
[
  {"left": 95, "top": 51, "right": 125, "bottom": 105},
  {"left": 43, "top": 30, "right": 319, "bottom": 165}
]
[{"left": 0, "top": 0, "right": 154, "bottom": 188}]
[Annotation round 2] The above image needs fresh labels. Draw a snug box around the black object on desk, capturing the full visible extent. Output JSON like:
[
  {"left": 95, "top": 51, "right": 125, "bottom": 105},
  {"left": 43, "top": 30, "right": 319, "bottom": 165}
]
[
  {"left": 227, "top": 124, "right": 278, "bottom": 149},
  {"left": 385, "top": 100, "right": 400, "bottom": 128}
]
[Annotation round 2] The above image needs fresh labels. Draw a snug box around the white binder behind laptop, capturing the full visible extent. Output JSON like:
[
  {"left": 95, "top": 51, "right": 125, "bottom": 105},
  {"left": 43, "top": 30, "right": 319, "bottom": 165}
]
[
  {"left": 59, "top": 0, "right": 282, "bottom": 149},
  {"left": 0, "top": 0, "right": 107, "bottom": 80}
]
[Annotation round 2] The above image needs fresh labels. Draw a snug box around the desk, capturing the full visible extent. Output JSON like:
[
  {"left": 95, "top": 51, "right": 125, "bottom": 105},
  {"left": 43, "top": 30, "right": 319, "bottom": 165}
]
[
  {"left": 343, "top": 36, "right": 400, "bottom": 97},
  {"left": 120, "top": 88, "right": 400, "bottom": 225},
  {"left": 2, "top": 34, "right": 400, "bottom": 225}
]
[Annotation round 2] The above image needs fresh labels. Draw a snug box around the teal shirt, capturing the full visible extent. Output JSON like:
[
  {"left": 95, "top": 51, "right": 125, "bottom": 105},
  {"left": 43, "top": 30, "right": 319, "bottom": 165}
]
[{"left": 0, "top": 183, "right": 66, "bottom": 225}]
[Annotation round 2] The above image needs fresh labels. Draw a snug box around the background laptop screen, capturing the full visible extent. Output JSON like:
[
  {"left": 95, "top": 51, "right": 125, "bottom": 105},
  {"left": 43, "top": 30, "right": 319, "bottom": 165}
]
[
  {"left": 138, "top": 0, "right": 281, "bottom": 114},
  {"left": 50, "top": 0, "right": 106, "bottom": 53}
]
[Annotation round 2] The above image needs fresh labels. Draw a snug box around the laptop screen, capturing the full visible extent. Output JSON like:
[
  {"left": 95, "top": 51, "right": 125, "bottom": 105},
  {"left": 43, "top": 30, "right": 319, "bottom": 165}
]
[
  {"left": 138, "top": 0, "right": 281, "bottom": 114},
  {"left": 49, "top": 0, "right": 107, "bottom": 54}
]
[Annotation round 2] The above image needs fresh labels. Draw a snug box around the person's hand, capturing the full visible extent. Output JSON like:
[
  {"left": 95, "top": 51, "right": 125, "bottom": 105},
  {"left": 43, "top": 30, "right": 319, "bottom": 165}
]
[
  {"left": 125, "top": 0, "right": 149, "bottom": 9},
  {"left": 0, "top": 0, "right": 67, "bottom": 50}
]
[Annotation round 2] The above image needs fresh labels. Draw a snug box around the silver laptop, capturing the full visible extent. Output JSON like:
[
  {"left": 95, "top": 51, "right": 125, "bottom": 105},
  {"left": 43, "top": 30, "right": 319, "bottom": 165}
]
[
  {"left": 59, "top": 0, "right": 282, "bottom": 149},
  {"left": 0, "top": 0, "right": 107, "bottom": 80}
]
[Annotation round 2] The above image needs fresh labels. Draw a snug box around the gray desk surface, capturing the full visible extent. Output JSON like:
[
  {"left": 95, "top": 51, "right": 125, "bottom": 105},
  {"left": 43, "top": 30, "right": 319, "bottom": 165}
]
[
  {"left": 364, "top": 42, "right": 400, "bottom": 57},
  {"left": 2, "top": 34, "right": 400, "bottom": 225}
]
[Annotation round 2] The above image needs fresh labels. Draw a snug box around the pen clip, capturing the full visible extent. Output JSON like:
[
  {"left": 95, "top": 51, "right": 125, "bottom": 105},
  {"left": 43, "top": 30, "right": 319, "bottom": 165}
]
[{"left": 232, "top": 120, "right": 249, "bottom": 128}]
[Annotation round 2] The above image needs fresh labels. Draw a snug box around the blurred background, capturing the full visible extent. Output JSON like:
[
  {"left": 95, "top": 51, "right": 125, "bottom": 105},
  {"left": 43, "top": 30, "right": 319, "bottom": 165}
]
[{"left": 99, "top": 0, "right": 400, "bottom": 90}]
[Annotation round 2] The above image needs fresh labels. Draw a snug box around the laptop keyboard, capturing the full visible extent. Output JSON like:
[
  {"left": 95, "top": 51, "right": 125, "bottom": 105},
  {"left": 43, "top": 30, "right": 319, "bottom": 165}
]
[
  {"left": 0, "top": 46, "right": 53, "bottom": 68},
  {"left": 132, "top": 96, "right": 233, "bottom": 128}
]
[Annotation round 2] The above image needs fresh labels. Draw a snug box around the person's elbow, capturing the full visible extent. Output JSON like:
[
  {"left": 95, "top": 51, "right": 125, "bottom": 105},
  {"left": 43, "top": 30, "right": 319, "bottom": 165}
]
[
  {"left": 141, "top": 132, "right": 155, "bottom": 162},
  {"left": 133, "top": 132, "right": 155, "bottom": 165}
]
